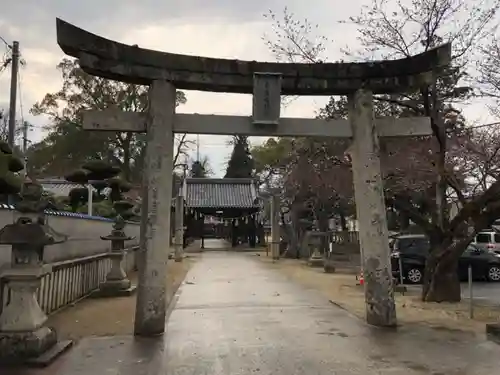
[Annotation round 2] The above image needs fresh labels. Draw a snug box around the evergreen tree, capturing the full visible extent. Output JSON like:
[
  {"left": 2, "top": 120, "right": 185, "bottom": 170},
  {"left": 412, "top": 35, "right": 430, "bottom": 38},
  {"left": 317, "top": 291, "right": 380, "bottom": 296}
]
[
  {"left": 225, "top": 136, "right": 254, "bottom": 178},
  {"left": 190, "top": 160, "right": 206, "bottom": 178},
  {"left": 188, "top": 155, "right": 212, "bottom": 178}
]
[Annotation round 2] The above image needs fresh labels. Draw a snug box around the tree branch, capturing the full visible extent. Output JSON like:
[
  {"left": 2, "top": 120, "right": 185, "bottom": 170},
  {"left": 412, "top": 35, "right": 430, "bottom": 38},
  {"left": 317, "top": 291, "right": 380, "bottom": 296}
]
[
  {"left": 388, "top": 194, "right": 441, "bottom": 235},
  {"left": 449, "top": 178, "right": 500, "bottom": 233}
]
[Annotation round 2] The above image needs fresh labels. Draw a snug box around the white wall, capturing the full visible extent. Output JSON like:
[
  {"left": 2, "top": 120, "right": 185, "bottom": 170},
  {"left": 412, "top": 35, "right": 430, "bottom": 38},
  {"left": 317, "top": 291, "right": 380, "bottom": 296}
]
[{"left": 0, "top": 208, "right": 140, "bottom": 269}]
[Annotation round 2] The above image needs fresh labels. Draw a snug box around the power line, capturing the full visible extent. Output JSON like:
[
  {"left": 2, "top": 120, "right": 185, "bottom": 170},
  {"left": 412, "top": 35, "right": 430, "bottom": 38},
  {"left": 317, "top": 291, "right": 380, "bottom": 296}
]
[
  {"left": 0, "top": 44, "right": 11, "bottom": 75},
  {"left": 468, "top": 121, "right": 500, "bottom": 129},
  {"left": 0, "top": 36, "right": 10, "bottom": 48}
]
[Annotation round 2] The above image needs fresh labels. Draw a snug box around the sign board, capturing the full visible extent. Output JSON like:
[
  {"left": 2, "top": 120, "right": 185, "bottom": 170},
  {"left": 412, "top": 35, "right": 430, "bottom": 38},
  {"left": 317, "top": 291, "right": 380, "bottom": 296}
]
[{"left": 252, "top": 72, "right": 282, "bottom": 126}]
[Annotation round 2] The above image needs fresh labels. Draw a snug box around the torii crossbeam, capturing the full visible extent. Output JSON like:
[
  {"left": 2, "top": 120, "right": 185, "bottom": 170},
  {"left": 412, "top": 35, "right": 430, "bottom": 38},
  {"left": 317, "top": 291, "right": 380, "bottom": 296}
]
[{"left": 55, "top": 18, "right": 451, "bottom": 334}]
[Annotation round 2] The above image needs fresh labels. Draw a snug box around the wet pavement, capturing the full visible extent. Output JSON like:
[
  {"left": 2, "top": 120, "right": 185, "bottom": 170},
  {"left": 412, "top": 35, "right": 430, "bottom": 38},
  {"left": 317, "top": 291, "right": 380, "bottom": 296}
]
[
  {"left": 41, "top": 247, "right": 499, "bottom": 374},
  {"left": 462, "top": 282, "right": 500, "bottom": 305}
]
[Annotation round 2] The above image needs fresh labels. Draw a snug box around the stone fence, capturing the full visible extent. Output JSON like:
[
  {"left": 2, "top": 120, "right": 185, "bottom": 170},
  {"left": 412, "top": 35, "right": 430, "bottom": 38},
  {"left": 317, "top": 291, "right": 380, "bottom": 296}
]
[
  {"left": 331, "top": 231, "right": 360, "bottom": 246},
  {"left": 0, "top": 205, "right": 140, "bottom": 270},
  {"left": 0, "top": 245, "right": 138, "bottom": 317},
  {"left": 0, "top": 205, "right": 140, "bottom": 317}
]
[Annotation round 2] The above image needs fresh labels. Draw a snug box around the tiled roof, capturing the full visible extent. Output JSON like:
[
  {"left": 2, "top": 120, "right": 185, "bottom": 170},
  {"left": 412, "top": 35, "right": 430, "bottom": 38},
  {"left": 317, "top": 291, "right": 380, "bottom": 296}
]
[
  {"left": 0, "top": 203, "right": 114, "bottom": 222},
  {"left": 38, "top": 178, "right": 92, "bottom": 197},
  {"left": 38, "top": 178, "right": 121, "bottom": 198},
  {"left": 39, "top": 174, "right": 181, "bottom": 200},
  {"left": 182, "top": 178, "right": 259, "bottom": 209}
]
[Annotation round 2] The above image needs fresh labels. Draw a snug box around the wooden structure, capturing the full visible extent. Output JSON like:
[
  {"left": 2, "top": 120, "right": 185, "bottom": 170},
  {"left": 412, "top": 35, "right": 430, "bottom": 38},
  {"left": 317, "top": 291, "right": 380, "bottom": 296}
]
[{"left": 177, "top": 178, "right": 260, "bottom": 249}]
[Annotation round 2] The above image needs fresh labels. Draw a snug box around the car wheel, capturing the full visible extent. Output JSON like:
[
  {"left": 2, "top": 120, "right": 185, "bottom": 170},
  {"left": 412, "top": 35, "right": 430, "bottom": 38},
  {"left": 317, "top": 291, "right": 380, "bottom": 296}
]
[
  {"left": 405, "top": 267, "right": 423, "bottom": 284},
  {"left": 487, "top": 265, "right": 500, "bottom": 282}
]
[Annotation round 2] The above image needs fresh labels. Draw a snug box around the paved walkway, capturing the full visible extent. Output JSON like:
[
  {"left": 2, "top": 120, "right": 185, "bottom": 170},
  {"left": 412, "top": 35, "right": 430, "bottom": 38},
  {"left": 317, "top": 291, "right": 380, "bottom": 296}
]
[{"left": 47, "top": 249, "right": 499, "bottom": 374}]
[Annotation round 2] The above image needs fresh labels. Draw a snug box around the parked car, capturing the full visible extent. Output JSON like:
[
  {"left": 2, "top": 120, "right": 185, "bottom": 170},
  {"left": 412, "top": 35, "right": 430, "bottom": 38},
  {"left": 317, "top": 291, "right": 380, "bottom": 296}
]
[
  {"left": 458, "top": 244, "right": 500, "bottom": 282},
  {"left": 390, "top": 234, "right": 429, "bottom": 284},
  {"left": 471, "top": 231, "right": 500, "bottom": 253},
  {"left": 390, "top": 234, "right": 500, "bottom": 284}
]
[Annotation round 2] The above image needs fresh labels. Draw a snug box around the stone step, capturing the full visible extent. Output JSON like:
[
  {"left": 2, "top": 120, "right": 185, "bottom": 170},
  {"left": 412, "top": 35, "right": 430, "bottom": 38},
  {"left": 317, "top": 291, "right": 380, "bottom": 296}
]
[
  {"left": 25, "top": 340, "right": 73, "bottom": 368},
  {"left": 486, "top": 323, "right": 500, "bottom": 345}
]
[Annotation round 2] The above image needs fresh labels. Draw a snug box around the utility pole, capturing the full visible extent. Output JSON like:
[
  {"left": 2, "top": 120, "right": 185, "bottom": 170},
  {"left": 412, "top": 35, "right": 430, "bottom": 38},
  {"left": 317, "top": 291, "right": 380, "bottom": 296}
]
[
  {"left": 8, "top": 41, "right": 19, "bottom": 148},
  {"left": 22, "top": 120, "right": 28, "bottom": 179},
  {"left": 22, "top": 121, "right": 27, "bottom": 153},
  {"left": 196, "top": 134, "right": 200, "bottom": 161}
]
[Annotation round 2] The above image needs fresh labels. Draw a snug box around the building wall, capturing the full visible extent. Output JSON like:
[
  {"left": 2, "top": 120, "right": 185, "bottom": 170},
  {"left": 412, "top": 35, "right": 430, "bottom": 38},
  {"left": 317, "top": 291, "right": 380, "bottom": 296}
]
[{"left": 0, "top": 207, "right": 140, "bottom": 270}]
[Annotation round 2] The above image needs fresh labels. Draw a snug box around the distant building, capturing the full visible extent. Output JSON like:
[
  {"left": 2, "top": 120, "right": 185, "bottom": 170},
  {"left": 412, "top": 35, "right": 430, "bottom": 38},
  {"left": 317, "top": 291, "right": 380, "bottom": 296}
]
[{"left": 38, "top": 178, "right": 91, "bottom": 197}]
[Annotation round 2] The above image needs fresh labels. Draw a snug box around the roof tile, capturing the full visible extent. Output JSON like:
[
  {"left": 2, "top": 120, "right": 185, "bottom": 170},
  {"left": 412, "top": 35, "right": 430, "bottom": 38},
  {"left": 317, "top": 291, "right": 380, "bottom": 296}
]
[{"left": 184, "top": 178, "right": 258, "bottom": 209}]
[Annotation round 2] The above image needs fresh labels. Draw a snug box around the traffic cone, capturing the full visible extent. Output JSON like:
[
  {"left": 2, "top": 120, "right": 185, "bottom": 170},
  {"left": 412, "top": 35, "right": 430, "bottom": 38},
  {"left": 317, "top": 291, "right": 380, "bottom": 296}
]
[{"left": 357, "top": 271, "right": 364, "bottom": 286}]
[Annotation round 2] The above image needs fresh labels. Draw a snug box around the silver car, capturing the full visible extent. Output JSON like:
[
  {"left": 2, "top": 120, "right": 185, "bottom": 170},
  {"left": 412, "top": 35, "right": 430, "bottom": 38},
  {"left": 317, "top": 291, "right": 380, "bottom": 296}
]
[{"left": 472, "top": 231, "right": 500, "bottom": 254}]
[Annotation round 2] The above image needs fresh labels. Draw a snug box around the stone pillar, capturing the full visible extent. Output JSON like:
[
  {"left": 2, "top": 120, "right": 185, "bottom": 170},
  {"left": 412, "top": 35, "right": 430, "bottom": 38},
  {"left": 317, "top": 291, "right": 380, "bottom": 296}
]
[
  {"left": 249, "top": 216, "right": 256, "bottom": 248},
  {"left": 231, "top": 220, "right": 237, "bottom": 248},
  {"left": 308, "top": 232, "right": 324, "bottom": 268},
  {"left": 0, "top": 265, "right": 58, "bottom": 361},
  {"left": 0, "top": 220, "right": 72, "bottom": 364},
  {"left": 200, "top": 214, "right": 205, "bottom": 249},
  {"left": 174, "top": 196, "right": 184, "bottom": 262},
  {"left": 348, "top": 89, "right": 397, "bottom": 327},
  {"left": 105, "top": 242, "right": 130, "bottom": 290},
  {"left": 270, "top": 195, "right": 280, "bottom": 260},
  {"left": 93, "top": 232, "right": 135, "bottom": 297},
  {"left": 134, "top": 80, "right": 175, "bottom": 336}
]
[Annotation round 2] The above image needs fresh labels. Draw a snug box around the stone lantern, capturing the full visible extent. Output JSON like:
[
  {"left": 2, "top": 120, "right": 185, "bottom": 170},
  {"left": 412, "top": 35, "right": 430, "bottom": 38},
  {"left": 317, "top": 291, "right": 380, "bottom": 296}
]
[
  {"left": 95, "top": 198, "right": 136, "bottom": 297},
  {"left": 0, "top": 142, "right": 71, "bottom": 365},
  {"left": 66, "top": 160, "right": 136, "bottom": 297}
]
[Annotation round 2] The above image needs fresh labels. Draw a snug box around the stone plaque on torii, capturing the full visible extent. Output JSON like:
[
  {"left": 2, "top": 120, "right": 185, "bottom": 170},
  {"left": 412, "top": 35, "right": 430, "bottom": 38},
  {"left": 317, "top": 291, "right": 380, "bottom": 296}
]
[{"left": 55, "top": 18, "right": 451, "bottom": 333}]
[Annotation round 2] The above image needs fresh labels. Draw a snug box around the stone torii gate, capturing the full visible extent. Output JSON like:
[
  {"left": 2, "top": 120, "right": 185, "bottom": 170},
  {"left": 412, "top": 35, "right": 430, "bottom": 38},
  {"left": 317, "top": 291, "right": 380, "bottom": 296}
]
[{"left": 55, "top": 19, "right": 451, "bottom": 334}]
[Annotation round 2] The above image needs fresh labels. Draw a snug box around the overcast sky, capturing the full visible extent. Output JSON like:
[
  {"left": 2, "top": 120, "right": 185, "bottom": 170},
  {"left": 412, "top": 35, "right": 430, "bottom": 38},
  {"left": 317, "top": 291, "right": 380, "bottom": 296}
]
[{"left": 0, "top": 0, "right": 495, "bottom": 176}]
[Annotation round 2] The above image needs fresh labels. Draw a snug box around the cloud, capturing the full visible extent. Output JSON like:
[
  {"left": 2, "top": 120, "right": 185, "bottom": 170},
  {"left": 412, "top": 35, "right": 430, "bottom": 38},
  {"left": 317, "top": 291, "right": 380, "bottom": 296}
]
[
  {"left": 0, "top": 1, "right": 344, "bottom": 175},
  {"left": 0, "top": 0, "right": 494, "bottom": 176}
]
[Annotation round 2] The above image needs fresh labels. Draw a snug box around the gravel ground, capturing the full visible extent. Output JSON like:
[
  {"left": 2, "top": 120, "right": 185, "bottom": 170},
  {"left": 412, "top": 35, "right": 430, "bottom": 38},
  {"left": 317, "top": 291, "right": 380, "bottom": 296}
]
[
  {"left": 258, "top": 255, "right": 500, "bottom": 333},
  {"left": 47, "top": 257, "right": 195, "bottom": 341}
]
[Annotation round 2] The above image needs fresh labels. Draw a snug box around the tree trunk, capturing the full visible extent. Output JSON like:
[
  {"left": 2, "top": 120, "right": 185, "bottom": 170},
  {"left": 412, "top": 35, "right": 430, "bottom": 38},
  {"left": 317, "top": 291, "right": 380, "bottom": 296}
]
[
  {"left": 339, "top": 211, "right": 348, "bottom": 231},
  {"left": 386, "top": 208, "right": 398, "bottom": 231},
  {"left": 317, "top": 213, "right": 329, "bottom": 254},
  {"left": 122, "top": 133, "right": 132, "bottom": 181},
  {"left": 398, "top": 210, "right": 410, "bottom": 231},
  {"left": 422, "top": 249, "right": 461, "bottom": 302},
  {"left": 284, "top": 205, "right": 301, "bottom": 258}
]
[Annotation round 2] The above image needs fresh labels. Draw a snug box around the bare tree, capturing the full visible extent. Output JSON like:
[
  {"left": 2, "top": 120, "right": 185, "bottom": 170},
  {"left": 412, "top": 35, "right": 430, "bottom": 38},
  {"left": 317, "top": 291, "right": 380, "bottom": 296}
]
[
  {"left": 264, "top": 0, "right": 500, "bottom": 302},
  {"left": 0, "top": 109, "right": 28, "bottom": 149},
  {"left": 30, "top": 59, "right": 192, "bottom": 181},
  {"left": 478, "top": 37, "right": 500, "bottom": 116},
  {"left": 187, "top": 155, "right": 214, "bottom": 177}
]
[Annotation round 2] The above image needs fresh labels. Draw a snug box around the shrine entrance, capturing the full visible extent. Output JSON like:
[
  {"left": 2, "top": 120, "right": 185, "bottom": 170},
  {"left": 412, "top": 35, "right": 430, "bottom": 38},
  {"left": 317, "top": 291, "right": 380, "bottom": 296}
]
[
  {"left": 176, "top": 177, "right": 262, "bottom": 250},
  {"left": 55, "top": 18, "right": 451, "bottom": 335}
]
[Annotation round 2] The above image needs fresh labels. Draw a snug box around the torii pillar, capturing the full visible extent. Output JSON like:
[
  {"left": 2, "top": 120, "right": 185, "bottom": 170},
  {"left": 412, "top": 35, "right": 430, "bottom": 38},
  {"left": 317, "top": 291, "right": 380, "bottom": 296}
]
[
  {"left": 134, "top": 81, "right": 176, "bottom": 335},
  {"left": 348, "top": 89, "right": 395, "bottom": 326},
  {"left": 55, "top": 18, "right": 451, "bottom": 330}
]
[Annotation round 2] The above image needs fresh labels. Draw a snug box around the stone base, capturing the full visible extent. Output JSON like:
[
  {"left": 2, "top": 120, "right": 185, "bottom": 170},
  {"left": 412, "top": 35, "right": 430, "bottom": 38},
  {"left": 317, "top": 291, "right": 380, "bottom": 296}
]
[
  {"left": 91, "top": 280, "right": 136, "bottom": 298},
  {"left": 323, "top": 259, "right": 336, "bottom": 273},
  {"left": 25, "top": 339, "right": 73, "bottom": 367},
  {"left": 308, "top": 256, "right": 324, "bottom": 268},
  {"left": 486, "top": 323, "right": 500, "bottom": 344},
  {"left": 0, "top": 326, "right": 72, "bottom": 366},
  {"left": 394, "top": 285, "right": 407, "bottom": 293}
]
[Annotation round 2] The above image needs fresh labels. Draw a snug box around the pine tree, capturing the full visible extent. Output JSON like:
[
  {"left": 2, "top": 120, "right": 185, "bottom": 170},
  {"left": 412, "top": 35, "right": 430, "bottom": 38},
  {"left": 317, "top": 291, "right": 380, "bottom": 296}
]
[
  {"left": 225, "top": 136, "right": 254, "bottom": 178},
  {"left": 190, "top": 160, "right": 206, "bottom": 178},
  {"left": 188, "top": 155, "right": 212, "bottom": 178}
]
